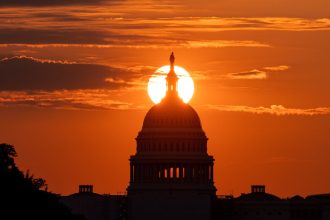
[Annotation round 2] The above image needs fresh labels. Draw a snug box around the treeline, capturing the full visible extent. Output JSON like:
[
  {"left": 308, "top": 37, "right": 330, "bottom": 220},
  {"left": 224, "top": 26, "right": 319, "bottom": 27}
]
[{"left": 0, "top": 143, "right": 84, "bottom": 220}]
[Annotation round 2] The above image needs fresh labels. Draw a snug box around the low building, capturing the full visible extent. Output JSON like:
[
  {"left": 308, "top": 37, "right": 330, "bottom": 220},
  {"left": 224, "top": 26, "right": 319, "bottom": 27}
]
[
  {"left": 213, "top": 185, "right": 330, "bottom": 220},
  {"left": 61, "top": 184, "right": 330, "bottom": 220},
  {"left": 60, "top": 185, "right": 127, "bottom": 220}
]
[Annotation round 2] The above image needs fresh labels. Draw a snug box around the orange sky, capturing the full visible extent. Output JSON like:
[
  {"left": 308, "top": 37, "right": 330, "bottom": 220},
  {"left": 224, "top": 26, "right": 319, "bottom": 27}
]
[{"left": 0, "top": 0, "right": 329, "bottom": 197}]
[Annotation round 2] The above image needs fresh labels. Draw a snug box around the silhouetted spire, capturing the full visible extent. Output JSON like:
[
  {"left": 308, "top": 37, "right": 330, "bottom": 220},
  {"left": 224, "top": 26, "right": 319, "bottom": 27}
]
[
  {"left": 170, "top": 52, "right": 175, "bottom": 70},
  {"left": 166, "top": 52, "right": 178, "bottom": 96}
]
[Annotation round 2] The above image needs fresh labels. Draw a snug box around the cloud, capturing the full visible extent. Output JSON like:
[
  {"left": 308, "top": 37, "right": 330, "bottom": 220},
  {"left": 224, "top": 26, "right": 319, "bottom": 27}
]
[
  {"left": 0, "top": 90, "right": 140, "bottom": 110},
  {"left": 264, "top": 65, "right": 290, "bottom": 71},
  {"left": 227, "top": 65, "right": 290, "bottom": 80},
  {"left": 0, "top": 28, "right": 136, "bottom": 45},
  {"left": 0, "top": 55, "right": 149, "bottom": 110},
  {"left": 0, "top": 27, "right": 270, "bottom": 49},
  {"left": 0, "top": 0, "right": 115, "bottom": 7},
  {"left": 1, "top": 56, "right": 75, "bottom": 64},
  {"left": 3, "top": 10, "right": 328, "bottom": 49},
  {"left": 156, "top": 0, "right": 330, "bottom": 18},
  {"left": 2, "top": 6, "right": 328, "bottom": 50},
  {"left": 185, "top": 40, "right": 270, "bottom": 48},
  {"left": 207, "top": 104, "right": 330, "bottom": 116},
  {"left": 0, "top": 56, "right": 143, "bottom": 91},
  {"left": 0, "top": 41, "right": 271, "bottom": 50},
  {"left": 227, "top": 69, "right": 267, "bottom": 79}
]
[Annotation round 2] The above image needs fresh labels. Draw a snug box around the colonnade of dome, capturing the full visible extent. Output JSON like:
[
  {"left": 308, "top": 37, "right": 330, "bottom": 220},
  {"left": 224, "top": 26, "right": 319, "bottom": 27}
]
[{"left": 130, "top": 163, "right": 213, "bottom": 184}]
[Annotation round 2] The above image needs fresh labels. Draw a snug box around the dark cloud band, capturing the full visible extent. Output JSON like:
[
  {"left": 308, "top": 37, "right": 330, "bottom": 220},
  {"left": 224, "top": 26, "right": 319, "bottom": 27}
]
[
  {"left": 0, "top": 56, "right": 140, "bottom": 91},
  {"left": 0, "top": 0, "right": 113, "bottom": 7},
  {"left": 0, "top": 28, "right": 130, "bottom": 45}
]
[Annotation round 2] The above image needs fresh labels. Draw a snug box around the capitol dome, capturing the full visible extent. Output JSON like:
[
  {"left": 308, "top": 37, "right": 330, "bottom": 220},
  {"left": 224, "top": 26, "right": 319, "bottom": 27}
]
[
  {"left": 142, "top": 52, "right": 202, "bottom": 131},
  {"left": 128, "top": 53, "right": 216, "bottom": 217},
  {"left": 136, "top": 53, "right": 208, "bottom": 154},
  {"left": 142, "top": 95, "right": 202, "bottom": 129}
]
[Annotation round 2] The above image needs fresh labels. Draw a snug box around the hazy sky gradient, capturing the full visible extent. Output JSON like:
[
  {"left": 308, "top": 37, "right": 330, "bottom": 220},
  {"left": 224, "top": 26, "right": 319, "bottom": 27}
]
[{"left": 0, "top": 0, "right": 329, "bottom": 197}]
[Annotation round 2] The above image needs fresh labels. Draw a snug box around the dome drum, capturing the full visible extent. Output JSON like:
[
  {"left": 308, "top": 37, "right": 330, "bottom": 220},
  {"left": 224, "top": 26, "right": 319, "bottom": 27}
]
[{"left": 136, "top": 137, "right": 207, "bottom": 154}]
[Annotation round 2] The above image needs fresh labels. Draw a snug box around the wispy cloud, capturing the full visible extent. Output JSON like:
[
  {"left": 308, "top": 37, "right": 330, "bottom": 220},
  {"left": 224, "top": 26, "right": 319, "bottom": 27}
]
[
  {"left": 0, "top": 56, "right": 145, "bottom": 91},
  {"left": 0, "top": 0, "right": 116, "bottom": 7},
  {"left": 0, "top": 90, "right": 143, "bottom": 110},
  {"left": 227, "top": 69, "right": 267, "bottom": 79},
  {"left": 185, "top": 40, "right": 270, "bottom": 48},
  {"left": 1, "top": 6, "right": 329, "bottom": 49},
  {"left": 1, "top": 55, "right": 75, "bottom": 64},
  {"left": 0, "top": 56, "right": 150, "bottom": 110},
  {"left": 227, "top": 65, "right": 290, "bottom": 80},
  {"left": 0, "top": 41, "right": 271, "bottom": 50},
  {"left": 207, "top": 104, "right": 330, "bottom": 116},
  {"left": 264, "top": 65, "right": 290, "bottom": 71}
]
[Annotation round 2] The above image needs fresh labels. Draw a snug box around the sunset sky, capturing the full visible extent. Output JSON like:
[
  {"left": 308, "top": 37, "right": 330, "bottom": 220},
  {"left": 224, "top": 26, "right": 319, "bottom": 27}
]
[{"left": 0, "top": 0, "right": 330, "bottom": 197}]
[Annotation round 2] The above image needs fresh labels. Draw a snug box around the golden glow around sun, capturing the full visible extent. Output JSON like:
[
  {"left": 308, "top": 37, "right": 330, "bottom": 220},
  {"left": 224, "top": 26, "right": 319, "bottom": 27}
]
[{"left": 148, "top": 65, "right": 194, "bottom": 104}]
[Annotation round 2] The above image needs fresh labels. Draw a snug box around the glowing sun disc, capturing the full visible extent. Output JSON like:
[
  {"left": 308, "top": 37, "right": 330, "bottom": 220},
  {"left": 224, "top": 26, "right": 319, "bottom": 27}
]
[{"left": 148, "top": 65, "right": 194, "bottom": 104}]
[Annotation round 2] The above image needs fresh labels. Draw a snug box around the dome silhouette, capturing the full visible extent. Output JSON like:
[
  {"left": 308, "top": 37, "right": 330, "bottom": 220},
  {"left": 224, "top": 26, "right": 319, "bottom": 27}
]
[
  {"left": 142, "top": 95, "right": 202, "bottom": 129},
  {"left": 135, "top": 53, "right": 208, "bottom": 155}
]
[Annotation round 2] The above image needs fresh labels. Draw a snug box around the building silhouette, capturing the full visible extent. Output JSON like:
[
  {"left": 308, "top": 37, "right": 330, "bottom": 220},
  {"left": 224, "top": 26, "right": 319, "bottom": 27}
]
[
  {"left": 61, "top": 53, "right": 330, "bottom": 220},
  {"left": 127, "top": 52, "right": 216, "bottom": 220},
  {"left": 61, "top": 185, "right": 127, "bottom": 220},
  {"left": 214, "top": 185, "right": 330, "bottom": 220}
]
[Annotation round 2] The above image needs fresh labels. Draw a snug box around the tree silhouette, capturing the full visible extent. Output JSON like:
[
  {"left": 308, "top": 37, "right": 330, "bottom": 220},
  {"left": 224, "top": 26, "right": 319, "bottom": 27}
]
[
  {"left": 0, "top": 143, "right": 84, "bottom": 220},
  {"left": 0, "top": 143, "right": 17, "bottom": 171}
]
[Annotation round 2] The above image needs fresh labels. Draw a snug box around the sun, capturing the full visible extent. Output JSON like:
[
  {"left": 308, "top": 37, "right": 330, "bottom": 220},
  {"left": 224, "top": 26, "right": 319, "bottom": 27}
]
[{"left": 148, "top": 65, "right": 194, "bottom": 104}]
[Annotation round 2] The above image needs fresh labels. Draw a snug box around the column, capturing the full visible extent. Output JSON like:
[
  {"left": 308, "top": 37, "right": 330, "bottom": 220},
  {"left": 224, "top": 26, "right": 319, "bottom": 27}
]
[
  {"left": 179, "top": 165, "right": 183, "bottom": 179},
  {"left": 151, "top": 164, "right": 155, "bottom": 182},
  {"left": 157, "top": 164, "right": 161, "bottom": 182},
  {"left": 204, "top": 165, "right": 208, "bottom": 182},
  {"left": 139, "top": 164, "right": 142, "bottom": 182},
  {"left": 211, "top": 164, "right": 214, "bottom": 182},
  {"left": 130, "top": 164, "right": 132, "bottom": 182},
  {"left": 135, "top": 165, "right": 139, "bottom": 182},
  {"left": 160, "top": 164, "right": 164, "bottom": 180},
  {"left": 187, "top": 165, "right": 192, "bottom": 181},
  {"left": 165, "top": 165, "right": 169, "bottom": 180},
  {"left": 202, "top": 165, "right": 206, "bottom": 182},
  {"left": 173, "top": 165, "right": 177, "bottom": 178},
  {"left": 130, "top": 164, "right": 133, "bottom": 182}
]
